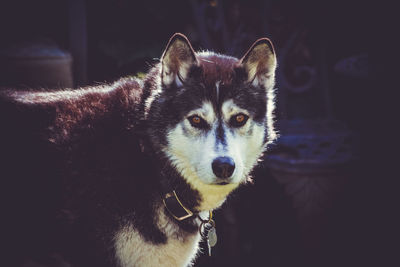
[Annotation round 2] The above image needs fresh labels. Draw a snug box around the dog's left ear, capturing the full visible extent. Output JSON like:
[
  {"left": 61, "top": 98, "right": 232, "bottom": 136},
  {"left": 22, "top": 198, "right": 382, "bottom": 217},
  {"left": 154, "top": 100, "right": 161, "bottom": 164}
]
[
  {"left": 239, "top": 38, "right": 277, "bottom": 89},
  {"left": 161, "top": 33, "right": 198, "bottom": 86}
]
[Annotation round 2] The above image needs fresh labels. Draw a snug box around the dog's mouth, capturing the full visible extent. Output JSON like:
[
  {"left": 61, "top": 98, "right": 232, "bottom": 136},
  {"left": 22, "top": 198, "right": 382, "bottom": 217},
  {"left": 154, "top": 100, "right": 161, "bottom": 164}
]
[{"left": 215, "top": 181, "right": 230, "bottom": 185}]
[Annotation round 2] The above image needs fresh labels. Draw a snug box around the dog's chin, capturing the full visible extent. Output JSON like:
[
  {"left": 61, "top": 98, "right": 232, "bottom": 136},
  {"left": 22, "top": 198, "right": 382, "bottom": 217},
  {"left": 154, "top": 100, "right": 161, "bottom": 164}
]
[{"left": 185, "top": 176, "right": 239, "bottom": 211}]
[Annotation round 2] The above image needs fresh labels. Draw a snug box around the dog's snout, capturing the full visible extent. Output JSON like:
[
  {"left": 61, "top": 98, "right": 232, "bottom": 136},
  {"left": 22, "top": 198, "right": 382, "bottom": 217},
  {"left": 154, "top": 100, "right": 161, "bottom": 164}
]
[{"left": 212, "top": 157, "right": 235, "bottom": 179}]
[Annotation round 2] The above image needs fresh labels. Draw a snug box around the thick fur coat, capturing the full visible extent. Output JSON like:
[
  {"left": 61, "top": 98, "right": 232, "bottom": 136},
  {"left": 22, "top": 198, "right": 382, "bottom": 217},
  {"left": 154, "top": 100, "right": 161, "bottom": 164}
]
[{"left": 0, "top": 33, "right": 277, "bottom": 266}]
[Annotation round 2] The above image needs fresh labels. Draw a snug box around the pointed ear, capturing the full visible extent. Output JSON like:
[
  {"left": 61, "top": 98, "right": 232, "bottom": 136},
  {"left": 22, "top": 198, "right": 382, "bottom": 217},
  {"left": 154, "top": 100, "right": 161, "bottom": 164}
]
[
  {"left": 239, "top": 38, "right": 277, "bottom": 88},
  {"left": 161, "top": 33, "right": 198, "bottom": 86}
]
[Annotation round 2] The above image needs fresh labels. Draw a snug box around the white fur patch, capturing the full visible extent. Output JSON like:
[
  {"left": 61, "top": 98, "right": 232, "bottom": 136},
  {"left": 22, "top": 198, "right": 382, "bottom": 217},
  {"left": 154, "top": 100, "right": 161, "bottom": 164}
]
[
  {"left": 220, "top": 99, "right": 249, "bottom": 121},
  {"left": 114, "top": 205, "right": 202, "bottom": 267},
  {"left": 220, "top": 100, "right": 266, "bottom": 180},
  {"left": 187, "top": 101, "right": 215, "bottom": 125},
  {"left": 163, "top": 99, "right": 267, "bottom": 211},
  {"left": 164, "top": 122, "right": 238, "bottom": 211}
]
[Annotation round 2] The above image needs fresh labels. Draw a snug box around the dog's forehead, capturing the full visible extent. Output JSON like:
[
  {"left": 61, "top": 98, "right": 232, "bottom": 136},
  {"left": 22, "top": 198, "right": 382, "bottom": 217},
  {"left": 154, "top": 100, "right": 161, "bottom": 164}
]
[
  {"left": 192, "top": 99, "right": 245, "bottom": 123},
  {"left": 221, "top": 99, "right": 244, "bottom": 116},
  {"left": 179, "top": 52, "right": 266, "bottom": 121},
  {"left": 197, "top": 52, "right": 239, "bottom": 86}
]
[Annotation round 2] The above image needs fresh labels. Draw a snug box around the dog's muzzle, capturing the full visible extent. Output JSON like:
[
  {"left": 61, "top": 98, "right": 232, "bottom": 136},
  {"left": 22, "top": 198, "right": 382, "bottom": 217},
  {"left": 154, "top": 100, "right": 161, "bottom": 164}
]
[{"left": 212, "top": 156, "right": 235, "bottom": 182}]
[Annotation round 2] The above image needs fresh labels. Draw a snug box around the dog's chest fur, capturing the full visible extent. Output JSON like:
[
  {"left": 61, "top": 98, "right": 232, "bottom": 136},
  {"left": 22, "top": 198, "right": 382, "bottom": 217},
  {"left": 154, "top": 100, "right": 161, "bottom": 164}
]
[{"left": 115, "top": 207, "right": 204, "bottom": 267}]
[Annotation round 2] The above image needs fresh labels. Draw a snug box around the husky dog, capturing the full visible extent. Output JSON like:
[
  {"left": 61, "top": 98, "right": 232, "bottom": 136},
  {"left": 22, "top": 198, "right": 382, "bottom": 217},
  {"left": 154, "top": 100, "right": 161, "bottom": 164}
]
[{"left": 0, "top": 33, "right": 277, "bottom": 266}]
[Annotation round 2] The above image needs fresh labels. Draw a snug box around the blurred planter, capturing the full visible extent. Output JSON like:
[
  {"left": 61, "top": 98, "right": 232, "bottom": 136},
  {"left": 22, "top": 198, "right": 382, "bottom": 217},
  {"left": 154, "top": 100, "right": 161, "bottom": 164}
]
[
  {"left": 265, "top": 119, "right": 358, "bottom": 260},
  {"left": 0, "top": 41, "right": 73, "bottom": 89}
]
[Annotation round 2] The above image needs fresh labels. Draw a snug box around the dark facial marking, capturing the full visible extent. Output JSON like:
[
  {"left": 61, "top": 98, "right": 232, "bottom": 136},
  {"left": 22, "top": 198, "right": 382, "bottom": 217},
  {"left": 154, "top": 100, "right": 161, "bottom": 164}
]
[
  {"left": 215, "top": 120, "right": 227, "bottom": 147},
  {"left": 247, "top": 121, "right": 254, "bottom": 136}
]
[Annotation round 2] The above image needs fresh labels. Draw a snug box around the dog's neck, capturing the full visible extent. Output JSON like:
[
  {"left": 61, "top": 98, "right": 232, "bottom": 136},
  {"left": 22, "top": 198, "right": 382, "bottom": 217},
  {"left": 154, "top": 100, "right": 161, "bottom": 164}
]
[
  {"left": 158, "top": 163, "right": 202, "bottom": 211},
  {"left": 158, "top": 163, "right": 238, "bottom": 214},
  {"left": 139, "top": 136, "right": 236, "bottom": 215}
]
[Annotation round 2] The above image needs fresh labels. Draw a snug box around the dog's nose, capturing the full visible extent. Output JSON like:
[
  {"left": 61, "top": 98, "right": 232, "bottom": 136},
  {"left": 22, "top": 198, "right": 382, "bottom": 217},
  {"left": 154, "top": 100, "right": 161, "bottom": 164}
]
[{"left": 212, "top": 157, "right": 235, "bottom": 179}]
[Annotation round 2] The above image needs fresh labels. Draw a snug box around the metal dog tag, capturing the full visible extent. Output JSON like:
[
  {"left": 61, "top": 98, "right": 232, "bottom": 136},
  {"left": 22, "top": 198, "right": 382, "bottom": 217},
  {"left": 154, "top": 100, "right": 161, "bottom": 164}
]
[
  {"left": 199, "top": 211, "right": 217, "bottom": 257},
  {"left": 208, "top": 226, "right": 217, "bottom": 247},
  {"left": 207, "top": 226, "right": 217, "bottom": 256},
  {"left": 207, "top": 239, "right": 212, "bottom": 256}
]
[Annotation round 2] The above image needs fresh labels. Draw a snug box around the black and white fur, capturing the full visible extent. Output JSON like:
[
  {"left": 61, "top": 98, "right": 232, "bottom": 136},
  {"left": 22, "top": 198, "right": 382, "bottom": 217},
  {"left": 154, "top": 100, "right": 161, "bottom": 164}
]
[{"left": 0, "top": 33, "right": 277, "bottom": 266}]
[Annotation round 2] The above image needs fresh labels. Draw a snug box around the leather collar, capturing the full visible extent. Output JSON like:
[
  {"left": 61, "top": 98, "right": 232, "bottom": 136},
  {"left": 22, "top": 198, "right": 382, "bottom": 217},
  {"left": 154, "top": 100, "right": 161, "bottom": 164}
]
[{"left": 162, "top": 190, "right": 194, "bottom": 221}]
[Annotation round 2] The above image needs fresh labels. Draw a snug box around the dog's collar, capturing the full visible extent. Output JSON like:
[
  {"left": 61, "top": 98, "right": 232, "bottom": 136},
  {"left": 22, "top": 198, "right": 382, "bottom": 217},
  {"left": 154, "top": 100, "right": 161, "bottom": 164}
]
[
  {"left": 162, "top": 190, "right": 217, "bottom": 256},
  {"left": 162, "top": 190, "right": 194, "bottom": 221}
]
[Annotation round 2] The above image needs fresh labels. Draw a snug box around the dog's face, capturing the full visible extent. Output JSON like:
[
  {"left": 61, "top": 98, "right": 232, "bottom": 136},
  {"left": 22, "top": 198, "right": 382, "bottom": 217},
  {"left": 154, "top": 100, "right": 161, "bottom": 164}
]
[{"left": 147, "top": 34, "right": 277, "bottom": 210}]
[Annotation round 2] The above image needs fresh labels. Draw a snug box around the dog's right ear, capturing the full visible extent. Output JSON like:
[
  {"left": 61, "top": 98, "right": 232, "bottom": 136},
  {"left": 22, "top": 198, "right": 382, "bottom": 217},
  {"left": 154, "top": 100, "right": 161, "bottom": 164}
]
[{"left": 161, "top": 33, "right": 198, "bottom": 87}]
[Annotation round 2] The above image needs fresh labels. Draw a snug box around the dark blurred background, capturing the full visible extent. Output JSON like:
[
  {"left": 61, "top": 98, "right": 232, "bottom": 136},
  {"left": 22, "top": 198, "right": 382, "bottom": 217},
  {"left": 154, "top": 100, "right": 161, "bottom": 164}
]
[{"left": 0, "top": 0, "right": 393, "bottom": 267}]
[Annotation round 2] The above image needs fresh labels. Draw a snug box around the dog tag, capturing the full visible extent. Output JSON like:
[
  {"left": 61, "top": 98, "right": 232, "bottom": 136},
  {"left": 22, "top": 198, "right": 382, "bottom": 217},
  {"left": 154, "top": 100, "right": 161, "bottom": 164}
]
[
  {"left": 208, "top": 226, "right": 217, "bottom": 247},
  {"left": 207, "top": 239, "right": 212, "bottom": 256},
  {"left": 207, "top": 226, "right": 217, "bottom": 256},
  {"left": 199, "top": 212, "right": 217, "bottom": 257}
]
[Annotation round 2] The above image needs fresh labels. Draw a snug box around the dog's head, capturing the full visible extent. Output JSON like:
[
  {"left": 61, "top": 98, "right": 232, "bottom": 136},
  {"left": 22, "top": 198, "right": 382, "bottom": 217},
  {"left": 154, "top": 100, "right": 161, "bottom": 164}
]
[{"left": 146, "top": 33, "right": 277, "bottom": 210}]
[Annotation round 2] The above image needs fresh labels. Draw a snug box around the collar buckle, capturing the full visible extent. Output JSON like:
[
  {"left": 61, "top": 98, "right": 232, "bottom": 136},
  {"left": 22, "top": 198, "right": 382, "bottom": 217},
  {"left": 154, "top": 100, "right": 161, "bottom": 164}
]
[{"left": 163, "top": 190, "right": 194, "bottom": 221}]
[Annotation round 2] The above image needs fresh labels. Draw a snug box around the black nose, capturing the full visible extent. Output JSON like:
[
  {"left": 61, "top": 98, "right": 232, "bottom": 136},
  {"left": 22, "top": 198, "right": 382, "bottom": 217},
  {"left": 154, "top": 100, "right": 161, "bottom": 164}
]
[{"left": 212, "top": 157, "right": 235, "bottom": 179}]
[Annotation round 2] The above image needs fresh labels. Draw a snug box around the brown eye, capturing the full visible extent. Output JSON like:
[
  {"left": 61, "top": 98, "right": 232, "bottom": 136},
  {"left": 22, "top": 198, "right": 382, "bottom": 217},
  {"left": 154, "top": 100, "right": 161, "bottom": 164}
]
[
  {"left": 230, "top": 113, "right": 249, "bottom": 127},
  {"left": 192, "top": 116, "right": 201, "bottom": 124},
  {"left": 188, "top": 115, "right": 209, "bottom": 129},
  {"left": 236, "top": 114, "right": 245, "bottom": 123}
]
